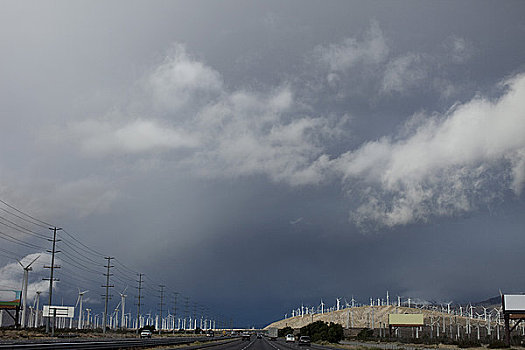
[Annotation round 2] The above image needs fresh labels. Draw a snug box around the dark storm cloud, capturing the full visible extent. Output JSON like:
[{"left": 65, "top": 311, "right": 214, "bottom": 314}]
[{"left": 1, "top": 0, "right": 524, "bottom": 327}]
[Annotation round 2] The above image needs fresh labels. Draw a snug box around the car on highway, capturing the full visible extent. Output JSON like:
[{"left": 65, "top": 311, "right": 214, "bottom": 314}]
[
  {"left": 140, "top": 329, "right": 152, "bottom": 338},
  {"left": 242, "top": 332, "right": 251, "bottom": 341},
  {"left": 285, "top": 334, "right": 295, "bottom": 342},
  {"left": 256, "top": 333, "right": 262, "bottom": 339},
  {"left": 298, "top": 336, "right": 311, "bottom": 346}
]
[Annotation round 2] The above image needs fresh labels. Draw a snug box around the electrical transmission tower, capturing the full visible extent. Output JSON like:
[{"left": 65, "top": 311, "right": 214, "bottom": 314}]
[
  {"left": 158, "top": 285, "right": 165, "bottom": 334},
  {"left": 102, "top": 257, "right": 114, "bottom": 334},
  {"left": 184, "top": 297, "right": 189, "bottom": 330},
  {"left": 173, "top": 292, "right": 178, "bottom": 332},
  {"left": 43, "top": 227, "right": 61, "bottom": 334},
  {"left": 135, "top": 273, "right": 143, "bottom": 333}
]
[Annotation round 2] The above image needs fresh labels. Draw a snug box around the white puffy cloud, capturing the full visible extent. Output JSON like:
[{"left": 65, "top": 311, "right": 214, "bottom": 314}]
[
  {"left": 381, "top": 53, "right": 426, "bottom": 94},
  {"left": 191, "top": 87, "right": 331, "bottom": 185},
  {"left": 73, "top": 119, "right": 199, "bottom": 157},
  {"left": 67, "top": 46, "right": 334, "bottom": 186},
  {"left": 334, "top": 73, "right": 525, "bottom": 227},
  {"left": 146, "top": 44, "right": 223, "bottom": 112},
  {"left": 316, "top": 21, "right": 389, "bottom": 72}
]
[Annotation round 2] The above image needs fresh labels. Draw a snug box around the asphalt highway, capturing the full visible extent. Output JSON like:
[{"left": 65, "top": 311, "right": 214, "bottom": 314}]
[
  {"left": 0, "top": 335, "right": 344, "bottom": 350},
  {"left": 193, "top": 336, "right": 340, "bottom": 350}
]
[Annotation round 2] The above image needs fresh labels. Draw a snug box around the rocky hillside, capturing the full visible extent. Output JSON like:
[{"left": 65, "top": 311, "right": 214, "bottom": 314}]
[{"left": 264, "top": 305, "right": 494, "bottom": 330}]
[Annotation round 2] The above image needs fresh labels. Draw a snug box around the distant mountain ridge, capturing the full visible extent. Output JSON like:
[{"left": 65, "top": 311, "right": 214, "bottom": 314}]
[{"left": 474, "top": 296, "right": 501, "bottom": 307}]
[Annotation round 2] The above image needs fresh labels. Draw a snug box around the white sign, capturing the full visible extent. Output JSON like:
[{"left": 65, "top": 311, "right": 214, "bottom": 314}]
[
  {"left": 503, "top": 295, "right": 525, "bottom": 313},
  {"left": 43, "top": 305, "right": 75, "bottom": 318}
]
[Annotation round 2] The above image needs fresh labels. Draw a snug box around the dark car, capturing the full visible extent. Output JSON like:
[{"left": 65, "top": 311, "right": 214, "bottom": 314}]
[
  {"left": 298, "top": 336, "right": 311, "bottom": 346},
  {"left": 242, "top": 332, "right": 251, "bottom": 341}
]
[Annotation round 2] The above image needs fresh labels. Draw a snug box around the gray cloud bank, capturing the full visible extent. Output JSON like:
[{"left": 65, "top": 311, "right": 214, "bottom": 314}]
[{"left": 58, "top": 42, "right": 525, "bottom": 228}]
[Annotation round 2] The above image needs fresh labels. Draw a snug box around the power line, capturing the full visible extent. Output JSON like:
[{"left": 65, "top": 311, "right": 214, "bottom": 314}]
[
  {"left": 58, "top": 251, "right": 103, "bottom": 275},
  {"left": 58, "top": 239, "right": 102, "bottom": 266},
  {"left": 0, "top": 229, "right": 48, "bottom": 250},
  {"left": 0, "top": 215, "right": 50, "bottom": 239},
  {"left": 0, "top": 199, "right": 52, "bottom": 228},
  {"left": 61, "top": 229, "right": 106, "bottom": 258}
]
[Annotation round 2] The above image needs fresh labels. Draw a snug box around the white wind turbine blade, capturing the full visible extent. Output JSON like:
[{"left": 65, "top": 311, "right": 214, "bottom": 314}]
[{"left": 26, "top": 255, "right": 40, "bottom": 269}]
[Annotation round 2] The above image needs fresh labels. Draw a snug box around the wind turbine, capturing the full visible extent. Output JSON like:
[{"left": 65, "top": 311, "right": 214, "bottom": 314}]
[
  {"left": 18, "top": 255, "right": 40, "bottom": 328},
  {"left": 119, "top": 287, "right": 128, "bottom": 329},
  {"left": 85, "top": 309, "right": 91, "bottom": 329},
  {"left": 76, "top": 289, "right": 89, "bottom": 329},
  {"left": 320, "top": 299, "right": 325, "bottom": 314},
  {"left": 34, "top": 291, "right": 41, "bottom": 328},
  {"left": 446, "top": 301, "right": 452, "bottom": 314},
  {"left": 336, "top": 298, "right": 341, "bottom": 311}
]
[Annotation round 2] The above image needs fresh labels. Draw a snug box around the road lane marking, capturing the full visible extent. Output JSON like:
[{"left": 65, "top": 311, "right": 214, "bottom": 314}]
[{"left": 240, "top": 338, "right": 256, "bottom": 350}]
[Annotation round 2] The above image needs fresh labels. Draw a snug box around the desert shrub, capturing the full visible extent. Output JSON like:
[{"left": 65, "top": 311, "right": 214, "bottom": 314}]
[
  {"left": 488, "top": 340, "right": 509, "bottom": 348},
  {"left": 457, "top": 339, "right": 482, "bottom": 348},
  {"left": 278, "top": 326, "right": 294, "bottom": 337},
  {"left": 356, "top": 328, "right": 374, "bottom": 340},
  {"left": 300, "top": 321, "right": 343, "bottom": 343}
]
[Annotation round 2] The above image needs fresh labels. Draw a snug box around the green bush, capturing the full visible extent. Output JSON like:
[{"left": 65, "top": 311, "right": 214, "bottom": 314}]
[
  {"left": 356, "top": 328, "right": 374, "bottom": 340},
  {"left": 488, "top": 340, "right": 509, "bottom": 348},
  {"left": 278, "top": 326, "right": 294, "bottom": 337},
  {"left": 457, "top": 339, "right": 482, "bottom": 348},
  {"left": 300, "top": 321, "right": 343, "bottom": 343}
]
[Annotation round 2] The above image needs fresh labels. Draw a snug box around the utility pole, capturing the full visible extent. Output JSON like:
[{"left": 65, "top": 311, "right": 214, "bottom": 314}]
[
  {"left": 172, "top": 292, "right": 178, "bottom": 333},
  {"left": 184, "top": 297, "right": 189, "bottom": 330},
  {"left": 102, "top": 257, "right": 114, "bottom": 334},
  {"left": 158, "top": 285, "right": 165, "bottom": 334},
  {"left": 44, "top": 227, "right": 61, "bottom": 333},
  {"left": 135, "top": 273, "right": 143, "bottom": 334}
]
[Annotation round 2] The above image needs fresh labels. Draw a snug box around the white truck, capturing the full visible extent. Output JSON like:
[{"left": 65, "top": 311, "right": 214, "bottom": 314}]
[{"left": 267, "top": 328, "right": 278, "bottom": 340}]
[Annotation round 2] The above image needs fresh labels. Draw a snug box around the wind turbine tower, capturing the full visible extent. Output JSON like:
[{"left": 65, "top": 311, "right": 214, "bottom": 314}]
[
  {"left": 76, "top": 289, "right": 89, "bottom": 329},
  {"left": 85, "top": 309, "right": 91, "bottom": 329},
  {"left": 34, "top": 291, "right": 41, "bottom": 328},
  {"left": 119, "top": 287, "right": 128, "bottom": 329},
  {"left": 18, "top": 255, "right": 40, "bottom": 328}
]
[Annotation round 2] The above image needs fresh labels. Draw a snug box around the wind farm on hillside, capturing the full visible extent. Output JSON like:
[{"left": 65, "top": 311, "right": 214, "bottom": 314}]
[{"left": 268, "top": 294, "right": 513, "bottom": 341}]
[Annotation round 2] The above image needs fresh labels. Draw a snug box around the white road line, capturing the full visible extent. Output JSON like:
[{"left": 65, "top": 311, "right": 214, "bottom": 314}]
[
  {"left": 263, "top": 337, "right": 281, "bottom": 350},
  {"left": 240, "top": 339, "right": 256, "bottom": 350}
]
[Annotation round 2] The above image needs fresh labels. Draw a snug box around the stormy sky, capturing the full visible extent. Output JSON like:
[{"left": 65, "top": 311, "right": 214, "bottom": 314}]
[{"left": 1, "top": 1, "right": 524, "bottom": 327}]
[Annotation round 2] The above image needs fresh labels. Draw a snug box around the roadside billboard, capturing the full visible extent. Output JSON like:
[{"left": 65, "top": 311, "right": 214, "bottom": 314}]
[
  {"left": 43, "top": 305, "right": 75, "bottom": 318},
  {"left": 0, "top": 290, "right": 21, "bottom": 310},
  {"left": 388, "top": 314, "right": 424, "bottom": 326},
  {"left": 502, "top": 294, "right": 525, "bottom": 314}
]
